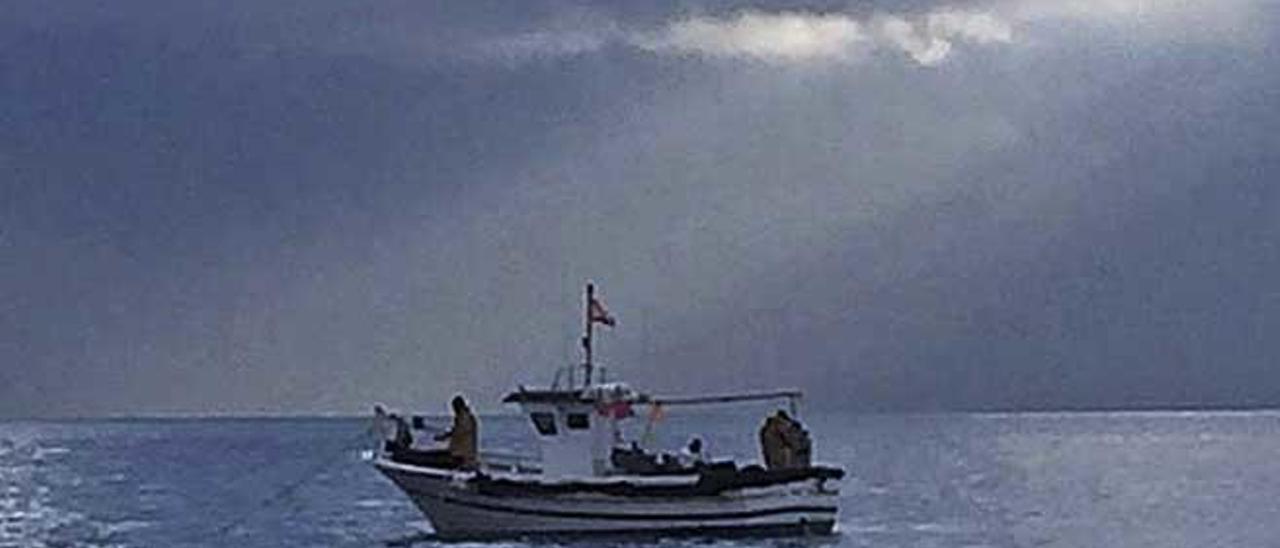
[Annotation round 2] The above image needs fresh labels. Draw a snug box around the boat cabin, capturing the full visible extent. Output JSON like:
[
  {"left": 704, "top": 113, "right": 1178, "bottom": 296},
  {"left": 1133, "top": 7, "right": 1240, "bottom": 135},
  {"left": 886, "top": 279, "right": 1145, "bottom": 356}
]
[{"left": 502, "top": 380, "right": 650, "bottom": 477}]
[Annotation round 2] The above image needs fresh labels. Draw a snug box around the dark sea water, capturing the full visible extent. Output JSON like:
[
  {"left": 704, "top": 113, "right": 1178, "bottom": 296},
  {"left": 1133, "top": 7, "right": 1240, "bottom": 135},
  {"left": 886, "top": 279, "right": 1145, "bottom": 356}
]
[{"left": 3, "top": 410, "right": 1279, "bottom": 547}]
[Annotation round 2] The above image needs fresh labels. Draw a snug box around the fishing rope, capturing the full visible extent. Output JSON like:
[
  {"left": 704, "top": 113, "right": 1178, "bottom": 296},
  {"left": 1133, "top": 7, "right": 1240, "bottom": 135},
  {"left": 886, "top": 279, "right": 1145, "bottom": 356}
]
[
  {"left": 202, "top": 416, "right": 454, "bottom": 541},
  {"left": 204, "top": 426, "right": 373, "bottom": 540}
]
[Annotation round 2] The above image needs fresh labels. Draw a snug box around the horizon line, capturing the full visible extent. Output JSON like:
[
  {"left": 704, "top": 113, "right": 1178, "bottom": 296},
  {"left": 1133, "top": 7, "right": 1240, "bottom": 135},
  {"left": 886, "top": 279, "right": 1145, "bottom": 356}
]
[{"left": 4, "top": 403, "right": 1280, "bottom": 422}]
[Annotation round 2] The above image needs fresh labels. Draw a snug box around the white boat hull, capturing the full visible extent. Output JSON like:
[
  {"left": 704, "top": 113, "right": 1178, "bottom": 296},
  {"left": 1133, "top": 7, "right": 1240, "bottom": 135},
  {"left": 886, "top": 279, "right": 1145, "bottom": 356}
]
[{"left": 375, "top": 458, "right": 840, "bottom": 539}]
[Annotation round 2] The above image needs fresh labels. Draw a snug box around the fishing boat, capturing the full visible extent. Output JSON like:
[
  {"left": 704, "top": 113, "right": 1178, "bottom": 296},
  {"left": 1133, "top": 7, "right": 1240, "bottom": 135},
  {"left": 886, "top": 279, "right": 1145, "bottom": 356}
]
[{"left": 371, "top": 284, "right": 844, "bottom": 540}]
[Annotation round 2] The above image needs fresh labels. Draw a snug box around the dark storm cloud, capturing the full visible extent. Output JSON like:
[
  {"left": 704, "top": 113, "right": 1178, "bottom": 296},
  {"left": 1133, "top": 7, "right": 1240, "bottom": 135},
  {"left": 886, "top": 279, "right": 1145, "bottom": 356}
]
[{"left": 2, "top": 0, "right": 1277, "bottom": 416}]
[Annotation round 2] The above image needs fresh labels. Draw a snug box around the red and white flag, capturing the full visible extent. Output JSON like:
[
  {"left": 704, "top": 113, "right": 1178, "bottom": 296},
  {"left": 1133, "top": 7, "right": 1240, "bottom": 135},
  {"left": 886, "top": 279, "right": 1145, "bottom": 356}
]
[{"left": 589, "top": 296, "right": 615, "bottom": 327}]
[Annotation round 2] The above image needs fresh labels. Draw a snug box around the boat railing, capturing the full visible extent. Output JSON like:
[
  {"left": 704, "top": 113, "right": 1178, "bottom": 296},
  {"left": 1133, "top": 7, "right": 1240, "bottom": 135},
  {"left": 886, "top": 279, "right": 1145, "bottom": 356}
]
[
  {"left": 481, "top": 449, "right": 542, "bottom": 474},
  {"left": 549, "top": 363, "right": 610, "bottom": 390}
]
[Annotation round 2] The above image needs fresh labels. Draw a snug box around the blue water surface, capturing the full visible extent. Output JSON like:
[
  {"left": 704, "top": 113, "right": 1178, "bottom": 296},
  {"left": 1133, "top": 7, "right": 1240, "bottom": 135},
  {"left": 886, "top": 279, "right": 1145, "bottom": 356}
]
[{"left": 2, "top": 410, "right": 1279, "bottom": 547}]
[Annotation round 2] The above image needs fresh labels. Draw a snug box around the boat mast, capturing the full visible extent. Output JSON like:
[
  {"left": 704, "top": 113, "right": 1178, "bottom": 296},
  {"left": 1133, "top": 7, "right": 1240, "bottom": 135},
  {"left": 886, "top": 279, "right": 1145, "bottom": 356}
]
[{"left": 582, "top": 282, "right": 594, "bottom": 387}]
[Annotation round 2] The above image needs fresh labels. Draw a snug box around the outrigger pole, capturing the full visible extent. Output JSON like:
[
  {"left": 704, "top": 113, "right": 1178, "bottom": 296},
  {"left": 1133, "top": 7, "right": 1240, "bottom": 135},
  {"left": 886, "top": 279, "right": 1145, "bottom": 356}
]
[
  {"left": 654, "top": 390, "right": 803, "bottom": 416},
  {"left": 653, "top": 390, "right": 803, "bottom": 406}
]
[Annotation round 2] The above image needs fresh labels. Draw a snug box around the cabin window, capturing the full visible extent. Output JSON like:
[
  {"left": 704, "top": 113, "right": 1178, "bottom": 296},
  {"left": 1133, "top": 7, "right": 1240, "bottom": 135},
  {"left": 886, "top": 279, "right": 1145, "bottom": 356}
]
[
  {"left": 530, "top": 412, "right": 557, "bottom": 436},
  {"left": 566, "top": 413, "right": 590, "bottom": 430}
]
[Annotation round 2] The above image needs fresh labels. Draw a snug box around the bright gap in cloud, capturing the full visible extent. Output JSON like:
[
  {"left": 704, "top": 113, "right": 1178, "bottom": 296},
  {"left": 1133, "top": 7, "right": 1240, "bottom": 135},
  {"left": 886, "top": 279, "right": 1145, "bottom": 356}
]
[
  {"left": 633, "top": 9, "right": 1013, "bottom": 65},
  {"left": 631, "top": 11, "right": 867, "bottom": 62},
  {"left": 485, "top": 8, "right": 1014, "bottom": 66}
]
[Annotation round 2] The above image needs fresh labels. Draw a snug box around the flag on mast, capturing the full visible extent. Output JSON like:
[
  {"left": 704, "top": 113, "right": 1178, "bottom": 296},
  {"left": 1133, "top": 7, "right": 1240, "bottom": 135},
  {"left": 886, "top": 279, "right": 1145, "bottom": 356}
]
[{"left": 588, "top": 295, "right": 616, "bottom": 327}]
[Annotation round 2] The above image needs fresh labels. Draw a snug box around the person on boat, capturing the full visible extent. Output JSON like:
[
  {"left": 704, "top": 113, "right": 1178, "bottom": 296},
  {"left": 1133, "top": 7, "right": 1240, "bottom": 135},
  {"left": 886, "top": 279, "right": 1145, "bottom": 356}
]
[
  {"left": 391, "top": 412, "right": 414, "bottom": 451},
  {"left": 373, "top": 405, "right": 395, "bottom": 452},
  {"left": 760, "top": 410, "right": 812, "bottom": 470},
  {"left": 433, "top": 395, "right": 478, "bottom": 469},
  {"left": 680, "top": 436, "right": 707, "bottom": 467},
  {"left": 778, "top": 411, "right": 812, "bottom": 469},
  {"left": 759, "top": 413, "right": 788, "bottom": 469}
]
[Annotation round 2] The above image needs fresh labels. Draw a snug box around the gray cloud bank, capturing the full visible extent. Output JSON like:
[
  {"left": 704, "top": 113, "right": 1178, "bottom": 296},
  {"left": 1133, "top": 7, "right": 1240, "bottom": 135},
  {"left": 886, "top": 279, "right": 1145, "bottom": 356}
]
[{"left": 2, "top": 0, "right": 1278, "bottom": 416}]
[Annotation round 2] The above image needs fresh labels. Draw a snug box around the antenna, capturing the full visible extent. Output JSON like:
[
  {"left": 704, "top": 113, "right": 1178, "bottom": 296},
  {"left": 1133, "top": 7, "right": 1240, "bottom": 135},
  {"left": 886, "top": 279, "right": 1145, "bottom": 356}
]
[{"left": 582, "top": 282, "right": 594, "bottom": 387}]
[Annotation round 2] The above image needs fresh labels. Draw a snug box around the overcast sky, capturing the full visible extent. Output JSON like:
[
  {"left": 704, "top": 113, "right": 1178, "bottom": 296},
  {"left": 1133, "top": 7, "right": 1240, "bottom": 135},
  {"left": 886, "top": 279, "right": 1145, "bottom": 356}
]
[{"left": 3, "top": 0, "right": 1278, "bottom": 417}]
